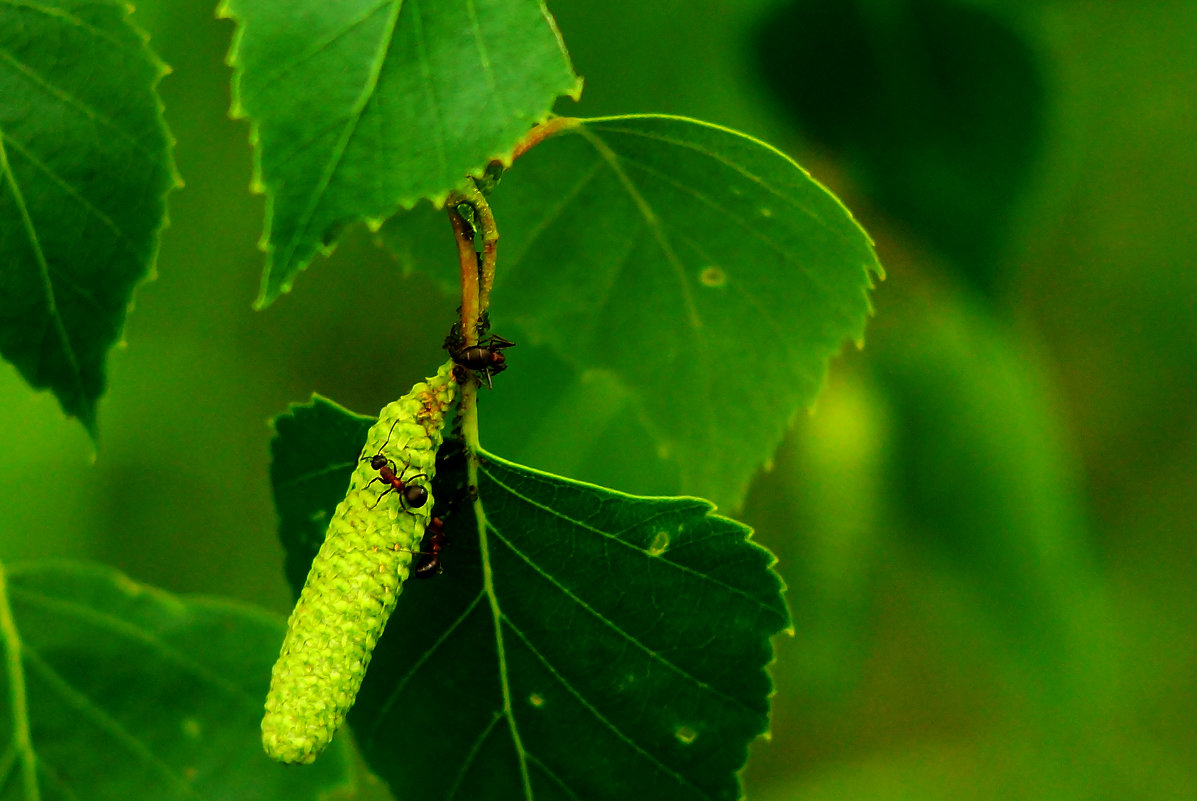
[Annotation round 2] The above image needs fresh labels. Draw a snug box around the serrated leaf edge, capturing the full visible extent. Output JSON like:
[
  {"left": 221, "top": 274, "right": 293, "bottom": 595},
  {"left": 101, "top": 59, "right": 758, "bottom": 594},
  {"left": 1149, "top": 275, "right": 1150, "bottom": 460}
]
[
  {"left": 529, "top": 114, "right": 883, "bottom": 511},
  {"left": 474, "top": 448, "right": 792, "bottom": 800},
  {"left": 0, "top": 2, "right": 179, "bottom": 436},
  {"left": 217, "top": 0, "right": 582, "bottom": 308}
]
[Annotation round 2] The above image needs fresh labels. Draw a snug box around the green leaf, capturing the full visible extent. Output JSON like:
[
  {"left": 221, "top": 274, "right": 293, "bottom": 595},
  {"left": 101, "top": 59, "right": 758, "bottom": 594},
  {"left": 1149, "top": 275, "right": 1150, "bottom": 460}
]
[
  {"left": 0, "top": 0, "right": 177, "bottom": 435},
  {"left": 0, "top": 560, "right": 352, "bottom": 800},
  {"left": 460, "top": 341, "right": 684, "bottom": 500},
  {"left": 383, "top": 115, "right": 881, "bottom": 510},
  {"left": 220, "top": 0, "right": 582, "bottom": 307},
  {"left": 272, "top": 396, "right": 790, "bottom": 801}
]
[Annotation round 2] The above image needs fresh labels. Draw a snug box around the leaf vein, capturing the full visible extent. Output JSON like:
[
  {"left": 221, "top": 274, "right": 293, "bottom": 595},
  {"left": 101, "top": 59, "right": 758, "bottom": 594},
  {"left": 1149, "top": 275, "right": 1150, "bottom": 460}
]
[
  {"left": 20, "top": 648, "right": 204, "bottom": 799},
  {"left": 234, "top": 0, "right": 392, "bottom": 110},
  {"left": 585, "top": 120, "right": 857, "bottom": 245},
  {"left": 611, "top": 153, "right": 844, "bottom": 303},
  {"left": 0, "top": 563, "right": 39, "bottom": 801},
  {"left": 277, "top": 0, "right": 402, "bottom": 273},
  {"left": 0, "top": 0, "right": 142, "bottom": 54},
  {"left": 0, "top": 48, "right": 159, "bottom": 161},
  {"left": 446, "top": 711, "right": 505, "bottom": 801},
  {"left": 481, "top": 464, "right": 779, "bottom": 614},
  {"left": 367, "top": 590, "right": 486, "bottom": 741},
  {"left": 572, "top": 125, "right": 722, "bottom": 469},
  {"left": 477, "top": 495, "right": 535, "bottom": 801},
  {"left": 0, "top": 132, "right": 83, "bottom": 404},
  {"left": 10, "top": 587, "right": 260, "bottom": 710},
  {"left": 525, "top": 753, "right": 585, "bottom": 801},
  {"left": 502, "top": 615, "right": 714, "bottom": 801},
  {"left": 465, "top": 0, "right": 503, "bottom": 115},
  {"left": 407, "top": 0, "right": 450, "bottom": 179},
  {"left": 504, "top": 159, "right": 603, "bottom": 270},
  {"left": 0, "top": 132, "right": 143, "bottom": 254},
  {"left": 488, "top": 522, "right": 760, "bottom": 717}
]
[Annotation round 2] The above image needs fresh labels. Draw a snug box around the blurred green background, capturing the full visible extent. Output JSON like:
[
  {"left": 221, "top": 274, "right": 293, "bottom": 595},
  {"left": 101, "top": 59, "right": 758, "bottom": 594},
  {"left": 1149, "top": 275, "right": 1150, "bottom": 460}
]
[{"left": 2, "top": 0, "right": 1194, "bottom": 797}]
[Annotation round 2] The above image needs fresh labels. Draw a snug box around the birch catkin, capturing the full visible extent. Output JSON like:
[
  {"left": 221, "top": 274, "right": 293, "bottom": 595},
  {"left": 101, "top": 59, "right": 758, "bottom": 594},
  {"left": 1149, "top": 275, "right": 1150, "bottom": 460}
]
[{"left": 262, "top": 363, "right": 457, "bottom": 764}]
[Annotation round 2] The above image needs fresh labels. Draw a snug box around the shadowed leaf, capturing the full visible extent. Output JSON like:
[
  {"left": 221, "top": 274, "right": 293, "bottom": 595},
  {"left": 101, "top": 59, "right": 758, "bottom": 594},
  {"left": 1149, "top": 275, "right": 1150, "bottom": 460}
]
[
  {"left": 0, "top": 0, "right": 177, "bottom": 434},
  {"left": 272, "top": 395, "right": 790, "bottom": 801}
]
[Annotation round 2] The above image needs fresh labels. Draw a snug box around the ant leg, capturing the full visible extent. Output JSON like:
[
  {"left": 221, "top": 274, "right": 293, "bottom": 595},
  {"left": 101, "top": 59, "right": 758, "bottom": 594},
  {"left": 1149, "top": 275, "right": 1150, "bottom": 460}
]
[
  {"left": 484, "top": 334, "right": 515, "bottom": 350},
  {"left": 393, "top": 460, "right": 427, "bottom": 484},
  {"left": 367, "top": 484, "right": 394, "bottom": 510}
]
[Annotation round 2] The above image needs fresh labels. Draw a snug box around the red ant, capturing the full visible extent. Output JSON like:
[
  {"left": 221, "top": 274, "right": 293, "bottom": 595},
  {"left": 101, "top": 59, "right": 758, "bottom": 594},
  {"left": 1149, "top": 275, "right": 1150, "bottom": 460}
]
[
  {"left": 361, "top": 420, "right": 429, "bottom": 512},
  {"left": 450, "top": 334, "right": 514, "bottom": 388},
  {"left": 413, "top": 516, "right": 448, "bottom": 579}
]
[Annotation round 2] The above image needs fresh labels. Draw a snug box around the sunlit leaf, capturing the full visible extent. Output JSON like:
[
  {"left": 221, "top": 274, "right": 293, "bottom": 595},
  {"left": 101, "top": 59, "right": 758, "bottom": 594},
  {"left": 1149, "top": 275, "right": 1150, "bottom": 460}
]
[
  {"left": 383, "top": 114, "right": 881, "bottom": 510},
  {"left": 272, "top": 396, "right": 789, "bottom": 801},
  {"left": 0, "top": 0, "right": 177, "bottom": 434},
  {"left": 0, "top": 560, "right": 352, "bottom": 800},
  {"left": 220, "top": 0, "right": 581, "bottom": 306}
]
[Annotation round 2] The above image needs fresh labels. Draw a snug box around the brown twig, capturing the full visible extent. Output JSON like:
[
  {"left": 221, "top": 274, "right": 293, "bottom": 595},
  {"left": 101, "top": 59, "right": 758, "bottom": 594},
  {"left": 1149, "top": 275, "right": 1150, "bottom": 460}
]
[{"left": 511, "top": 116, "right": 578, "bottom": 163}]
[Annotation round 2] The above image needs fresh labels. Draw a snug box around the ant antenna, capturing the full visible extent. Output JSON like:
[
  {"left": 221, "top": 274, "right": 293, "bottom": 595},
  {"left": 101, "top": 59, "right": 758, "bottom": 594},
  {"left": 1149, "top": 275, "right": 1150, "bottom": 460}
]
[{"left": 362, "top": 419, "right": 402, "bottom": 465}]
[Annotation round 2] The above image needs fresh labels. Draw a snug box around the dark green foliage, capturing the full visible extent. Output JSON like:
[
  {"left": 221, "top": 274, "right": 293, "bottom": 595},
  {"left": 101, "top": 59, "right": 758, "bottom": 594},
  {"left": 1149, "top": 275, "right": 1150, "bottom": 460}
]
[
  {"left": 271, "top": 397, "right": 790, "bottom": 801},
  {"left": 0, "top": 0, "right": 176, "bottom": 434},
  {"left": 0, "top": 561, "right": 352, "bottom": 799}
]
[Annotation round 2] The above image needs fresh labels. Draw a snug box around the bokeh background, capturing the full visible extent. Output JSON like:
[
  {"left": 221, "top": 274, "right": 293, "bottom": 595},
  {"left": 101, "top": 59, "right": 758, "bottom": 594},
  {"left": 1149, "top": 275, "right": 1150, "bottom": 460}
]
[{"left": 2, "top": 0, "right": 1194, "bottom": 797}]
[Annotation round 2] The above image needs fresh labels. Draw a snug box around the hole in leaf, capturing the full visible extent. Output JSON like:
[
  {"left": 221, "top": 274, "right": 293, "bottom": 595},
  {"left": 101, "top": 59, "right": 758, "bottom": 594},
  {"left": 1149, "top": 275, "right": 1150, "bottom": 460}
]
[
  {"left": 699, "top": 266, "right": 727, "bottom": 287},
  {"left": 181, "top": 718, "right": 202, "bottom": 739}
]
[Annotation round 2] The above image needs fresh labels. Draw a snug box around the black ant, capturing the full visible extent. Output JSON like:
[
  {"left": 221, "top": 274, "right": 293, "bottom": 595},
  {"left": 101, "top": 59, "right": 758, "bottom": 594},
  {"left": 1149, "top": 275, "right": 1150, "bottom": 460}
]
[
  {"left": 361, "top": 420, "right": 429, "bottom": 512},
  {"left": 380, "top": 517, "right": 447, "bottom": 578},
  {"left": 449, "top": 334, "right": 514, "bottom": 388},
  {"left": 413, "top": 516, "right": 448, "bottom": 579}
]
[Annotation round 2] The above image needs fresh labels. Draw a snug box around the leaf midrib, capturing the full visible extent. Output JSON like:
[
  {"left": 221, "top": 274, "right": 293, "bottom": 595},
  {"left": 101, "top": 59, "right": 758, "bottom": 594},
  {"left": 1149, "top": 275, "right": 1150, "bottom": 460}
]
[
  {"left": 485, "top": 520, "right": 765, "bottom": 718},
  {"left": 0, "top": 561, "right": 39, "bottom": 801},
  {"left": 275, "top": 0, "right": 404, "bottom": 275},
  {"left": 0, "top": 131, "right": 83, "bottom": 402}
]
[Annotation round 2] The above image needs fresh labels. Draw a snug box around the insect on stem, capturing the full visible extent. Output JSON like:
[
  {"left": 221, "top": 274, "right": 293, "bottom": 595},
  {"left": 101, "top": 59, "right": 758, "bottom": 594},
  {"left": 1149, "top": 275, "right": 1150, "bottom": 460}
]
[{"left": 361, "top": 419, "right": 429, "bottom": 512}]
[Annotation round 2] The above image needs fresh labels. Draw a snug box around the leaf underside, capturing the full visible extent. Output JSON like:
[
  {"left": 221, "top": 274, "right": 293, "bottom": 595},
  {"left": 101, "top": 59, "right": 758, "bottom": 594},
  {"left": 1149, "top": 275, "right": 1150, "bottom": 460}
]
[
  {"left": 383, "top": 115, "right": 881, "bottom": 510},
  {"left": 0, "top": 0, "right": 176, "bottom": 434},
  {"left": 272, "top": 396, "right": 790, "bottom": 801},
  {"left": 0, "top": 560, "right": 352, "bottom": 800},
  {"left": 220, "top": 0, "right": 581, "bottom": 306}
]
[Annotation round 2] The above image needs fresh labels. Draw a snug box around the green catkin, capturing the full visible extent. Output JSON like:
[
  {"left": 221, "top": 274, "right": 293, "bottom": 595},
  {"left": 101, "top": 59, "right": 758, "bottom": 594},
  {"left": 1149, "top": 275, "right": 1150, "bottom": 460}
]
[{"left": 262, "top": 363, "right": 458, "bottom": 764}]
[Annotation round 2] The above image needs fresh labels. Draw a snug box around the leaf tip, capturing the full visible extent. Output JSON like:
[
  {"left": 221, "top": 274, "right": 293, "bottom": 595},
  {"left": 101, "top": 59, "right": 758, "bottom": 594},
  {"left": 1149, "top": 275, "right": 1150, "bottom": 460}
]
[
  {"left": 565, "top": 75, "right": 585, "bottom": 103},
  {"left": 253, "top": 251, "right": 289, "bottom": 310},
  {"left": 252, "top": 284, "right": 282, "bottom": 311}
]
